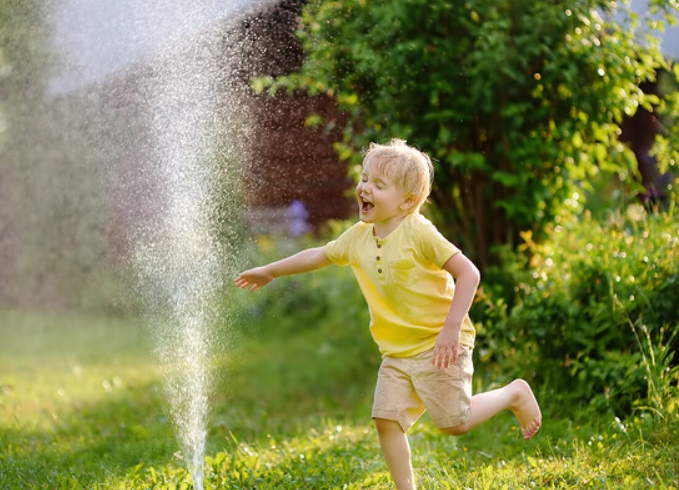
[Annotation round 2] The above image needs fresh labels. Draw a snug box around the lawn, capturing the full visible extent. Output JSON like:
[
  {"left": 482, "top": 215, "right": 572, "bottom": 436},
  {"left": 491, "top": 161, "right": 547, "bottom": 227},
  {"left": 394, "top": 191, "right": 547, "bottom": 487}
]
[{"left": 1, "top": 309, "right": 677, "bottom": 489}]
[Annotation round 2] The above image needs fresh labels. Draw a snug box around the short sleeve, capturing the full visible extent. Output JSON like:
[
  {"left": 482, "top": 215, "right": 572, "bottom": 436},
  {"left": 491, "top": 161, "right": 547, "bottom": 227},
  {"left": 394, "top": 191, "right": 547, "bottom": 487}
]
[
  {"left": 324, "top": 225, "right": 358, "bottom": 266},
  {"left": 415, "top": 216, "right": 461, "bottom": 268}
]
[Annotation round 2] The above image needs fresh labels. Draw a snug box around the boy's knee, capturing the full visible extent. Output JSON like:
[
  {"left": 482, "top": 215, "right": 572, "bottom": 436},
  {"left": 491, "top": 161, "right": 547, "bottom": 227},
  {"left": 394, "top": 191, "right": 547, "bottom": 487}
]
[{"left": 374, "top": 417, "right": 403, "bottom": 434}]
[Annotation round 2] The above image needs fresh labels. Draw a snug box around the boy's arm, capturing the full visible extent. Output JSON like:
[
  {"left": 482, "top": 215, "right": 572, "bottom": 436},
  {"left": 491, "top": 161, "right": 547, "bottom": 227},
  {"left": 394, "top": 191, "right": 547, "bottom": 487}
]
[
  {"left": 433, "top": 252, "right": 481, "bottom": 368},
  {"left": 234, "top": 246, "right": 331, "bottom": 292}
]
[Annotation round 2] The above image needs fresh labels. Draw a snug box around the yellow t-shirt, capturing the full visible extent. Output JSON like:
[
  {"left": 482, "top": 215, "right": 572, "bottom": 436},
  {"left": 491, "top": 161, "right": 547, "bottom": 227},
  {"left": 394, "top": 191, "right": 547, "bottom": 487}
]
[{"left": 325, "top": 213, "right": 475, "bottom": 358}]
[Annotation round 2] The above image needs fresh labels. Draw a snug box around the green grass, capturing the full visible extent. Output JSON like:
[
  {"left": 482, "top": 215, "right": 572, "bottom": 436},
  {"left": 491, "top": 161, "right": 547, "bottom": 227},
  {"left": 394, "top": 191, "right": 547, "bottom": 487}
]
[
  {"left": 0, "top": 311, "right": 174, "bottom": 488},
  {"left": 1, "top": 310, "right": 677, "bottom": 489}
]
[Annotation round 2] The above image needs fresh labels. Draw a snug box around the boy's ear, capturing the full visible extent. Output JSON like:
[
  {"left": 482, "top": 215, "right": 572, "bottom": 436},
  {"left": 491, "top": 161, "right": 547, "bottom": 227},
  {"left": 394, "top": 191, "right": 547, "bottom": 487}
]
[{"left": 400, "top": 194, "right": 418, "bottom": 211}]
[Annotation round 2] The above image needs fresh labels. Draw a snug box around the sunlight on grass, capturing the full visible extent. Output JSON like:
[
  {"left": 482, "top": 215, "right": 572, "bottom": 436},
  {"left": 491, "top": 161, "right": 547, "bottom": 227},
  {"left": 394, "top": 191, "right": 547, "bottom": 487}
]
[
  {"left": 0, "top": 310, "right": 159, "bottom": 430},
  {"left": 116, "top": 414, "right": 679, "bottom": 489},
  {"left": 0, "top": 310, "right": 176, "bottom": 489}
]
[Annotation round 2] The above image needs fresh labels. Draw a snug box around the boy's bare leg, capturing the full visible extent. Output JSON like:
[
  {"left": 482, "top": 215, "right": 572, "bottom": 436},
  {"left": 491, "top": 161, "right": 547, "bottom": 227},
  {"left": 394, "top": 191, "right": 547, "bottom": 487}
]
[
  {"left": 442, "top": 379, "right": 542, "bottom": 439},
  {"left": 374, "top": 418, "right": 416, "bottom": 490}
]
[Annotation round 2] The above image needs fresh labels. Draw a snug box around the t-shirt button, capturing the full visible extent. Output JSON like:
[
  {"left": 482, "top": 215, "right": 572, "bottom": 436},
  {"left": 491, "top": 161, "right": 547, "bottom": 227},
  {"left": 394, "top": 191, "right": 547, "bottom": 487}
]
[
  {"left": 377, "top": 244, "right": 382, "bottom": 248},
  {"left": 378, "top": 269, "right": 382, "bottom": 273}
]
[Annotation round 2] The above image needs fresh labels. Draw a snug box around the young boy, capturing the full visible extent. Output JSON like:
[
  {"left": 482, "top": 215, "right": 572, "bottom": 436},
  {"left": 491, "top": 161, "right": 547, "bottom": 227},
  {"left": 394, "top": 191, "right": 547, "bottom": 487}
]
[{"left": 235, "top": 138, "right": 541, "bottom": 490}]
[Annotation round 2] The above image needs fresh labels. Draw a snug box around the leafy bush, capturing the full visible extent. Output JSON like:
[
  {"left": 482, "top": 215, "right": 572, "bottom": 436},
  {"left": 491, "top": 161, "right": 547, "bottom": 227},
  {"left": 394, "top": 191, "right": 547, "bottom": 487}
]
[{"left": 474, "top": 193, "right": 679, "bottom": 417}]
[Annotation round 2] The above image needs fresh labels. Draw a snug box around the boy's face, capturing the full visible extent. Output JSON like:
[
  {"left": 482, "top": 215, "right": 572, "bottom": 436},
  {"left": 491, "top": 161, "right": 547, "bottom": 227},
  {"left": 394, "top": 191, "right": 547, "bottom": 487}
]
[{"left": 356, "top": 160, "right": 411, "bottom": 226}]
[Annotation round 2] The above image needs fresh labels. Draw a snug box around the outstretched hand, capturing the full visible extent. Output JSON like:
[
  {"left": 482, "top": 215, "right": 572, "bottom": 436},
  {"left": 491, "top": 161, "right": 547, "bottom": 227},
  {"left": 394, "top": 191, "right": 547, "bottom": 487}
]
[{"left": 234, "top": 266, "right": 274, "bottom": 292}]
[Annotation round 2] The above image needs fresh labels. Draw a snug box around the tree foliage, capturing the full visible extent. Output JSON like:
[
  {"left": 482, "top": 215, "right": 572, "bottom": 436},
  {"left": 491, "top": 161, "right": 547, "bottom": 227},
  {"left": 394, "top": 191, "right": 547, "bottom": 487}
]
[{"left": 260, "top": 0, "right": 679, "bottom": 269}]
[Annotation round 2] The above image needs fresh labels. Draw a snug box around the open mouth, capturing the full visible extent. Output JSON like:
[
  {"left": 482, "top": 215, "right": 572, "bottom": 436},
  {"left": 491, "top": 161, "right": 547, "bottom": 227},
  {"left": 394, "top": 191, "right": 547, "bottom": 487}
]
[{"left": 361, "top": 200, "right": 374, "bottom": 213}]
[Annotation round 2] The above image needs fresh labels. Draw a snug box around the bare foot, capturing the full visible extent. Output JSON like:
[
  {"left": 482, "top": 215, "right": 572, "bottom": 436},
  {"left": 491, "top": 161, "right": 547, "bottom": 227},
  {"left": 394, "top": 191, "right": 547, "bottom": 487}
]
[{"left": 508, "top": 379, "right": 542, "bottom": 439}]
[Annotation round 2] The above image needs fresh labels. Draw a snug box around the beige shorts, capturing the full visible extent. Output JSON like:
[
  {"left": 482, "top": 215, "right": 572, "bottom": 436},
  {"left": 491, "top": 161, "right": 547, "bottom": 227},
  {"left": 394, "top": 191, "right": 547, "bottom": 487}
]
[{"left": 372, "top": 345, "right": 474, "bottom": 432}]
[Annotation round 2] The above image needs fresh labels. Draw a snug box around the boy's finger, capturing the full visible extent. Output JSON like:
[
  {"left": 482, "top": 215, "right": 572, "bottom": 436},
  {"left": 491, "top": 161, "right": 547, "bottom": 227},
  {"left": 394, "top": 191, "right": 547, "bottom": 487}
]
[
  {"left": 432, "top": 348, "right": 442, "bottom": 366},
  {"left": 434, "top": 353, "right": 448, "bottom": 369},
  {"left": 450, "top": 349, "right": 459, "bottom": 364}
]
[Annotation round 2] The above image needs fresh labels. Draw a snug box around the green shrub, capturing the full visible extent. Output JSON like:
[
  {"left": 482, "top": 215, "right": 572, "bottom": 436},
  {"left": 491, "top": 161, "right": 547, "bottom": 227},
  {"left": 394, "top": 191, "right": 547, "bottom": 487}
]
[{"left": 474, "top": 195, "right": 679, "bottom": 417}]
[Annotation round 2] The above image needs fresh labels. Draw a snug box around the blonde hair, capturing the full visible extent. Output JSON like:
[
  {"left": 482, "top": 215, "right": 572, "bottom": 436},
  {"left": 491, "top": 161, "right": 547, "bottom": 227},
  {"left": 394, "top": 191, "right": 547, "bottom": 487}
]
[{"left": 363, "top": 138, "right": 434, "bottom": 212}]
